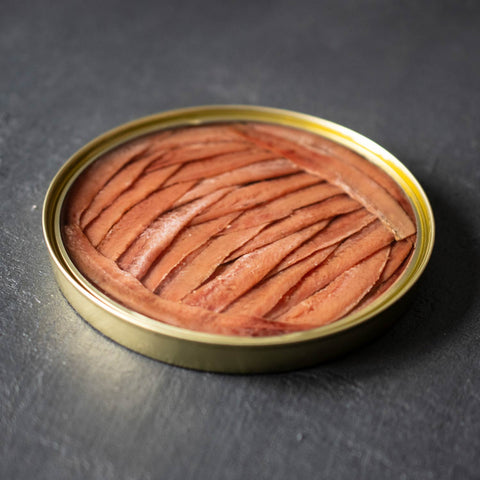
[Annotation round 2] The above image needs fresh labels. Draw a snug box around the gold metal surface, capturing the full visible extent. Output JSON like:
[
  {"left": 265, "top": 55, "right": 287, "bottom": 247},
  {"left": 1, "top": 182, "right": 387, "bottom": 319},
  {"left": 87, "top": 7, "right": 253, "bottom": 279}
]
[{"left": 43, "top": 105, "right": 435, "bottom": 373}]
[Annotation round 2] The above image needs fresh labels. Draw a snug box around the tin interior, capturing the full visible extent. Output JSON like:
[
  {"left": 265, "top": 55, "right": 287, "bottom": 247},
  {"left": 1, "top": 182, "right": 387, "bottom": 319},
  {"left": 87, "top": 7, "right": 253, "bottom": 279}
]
[{"left": 43, "top": 105, "right": 434, "bottom": 370}]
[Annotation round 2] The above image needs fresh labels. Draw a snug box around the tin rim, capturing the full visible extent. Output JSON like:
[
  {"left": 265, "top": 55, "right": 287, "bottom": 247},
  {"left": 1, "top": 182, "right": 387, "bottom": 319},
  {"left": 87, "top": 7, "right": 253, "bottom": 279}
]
[{"left": 43, "top": 105, "right": 435, "bottom": 368}]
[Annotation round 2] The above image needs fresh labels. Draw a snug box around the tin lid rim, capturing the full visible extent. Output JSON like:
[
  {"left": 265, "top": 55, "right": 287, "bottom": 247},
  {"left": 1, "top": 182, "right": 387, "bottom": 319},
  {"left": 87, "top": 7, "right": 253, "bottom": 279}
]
[{"left": 42, "top": 104, "right": 435, "bottom": 348}]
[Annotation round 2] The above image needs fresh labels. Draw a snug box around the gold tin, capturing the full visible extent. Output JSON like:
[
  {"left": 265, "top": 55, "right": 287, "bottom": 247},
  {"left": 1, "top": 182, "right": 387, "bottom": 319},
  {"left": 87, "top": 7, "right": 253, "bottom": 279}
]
[{"left": 43, "top": 105, "right": 434, "bottom": 373}]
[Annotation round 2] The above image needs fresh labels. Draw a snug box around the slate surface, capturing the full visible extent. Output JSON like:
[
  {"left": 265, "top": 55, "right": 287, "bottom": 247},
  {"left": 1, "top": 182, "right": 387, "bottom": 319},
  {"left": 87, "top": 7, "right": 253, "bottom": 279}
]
[{"left": 1, "top": 1, "right": 479, "bottom": 479}]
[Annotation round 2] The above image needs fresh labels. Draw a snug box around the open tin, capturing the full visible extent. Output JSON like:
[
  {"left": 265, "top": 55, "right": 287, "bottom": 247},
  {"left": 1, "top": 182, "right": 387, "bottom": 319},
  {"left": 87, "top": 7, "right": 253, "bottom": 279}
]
[{"left": 43, "top": 105, "right": 434, "bottom": 373}]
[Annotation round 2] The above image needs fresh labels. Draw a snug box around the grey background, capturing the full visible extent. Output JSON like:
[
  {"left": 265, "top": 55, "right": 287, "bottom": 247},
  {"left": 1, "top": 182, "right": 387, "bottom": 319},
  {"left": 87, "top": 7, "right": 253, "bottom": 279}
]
[{"left": 1, "top": 0, "right": 479, "bottom": 479}]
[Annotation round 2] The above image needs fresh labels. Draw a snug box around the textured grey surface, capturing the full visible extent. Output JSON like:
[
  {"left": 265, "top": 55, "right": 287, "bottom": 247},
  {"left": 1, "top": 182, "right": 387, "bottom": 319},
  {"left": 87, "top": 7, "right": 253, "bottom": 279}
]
[{"left": 1, "top": 1, "right": 480, "bottom": 479}]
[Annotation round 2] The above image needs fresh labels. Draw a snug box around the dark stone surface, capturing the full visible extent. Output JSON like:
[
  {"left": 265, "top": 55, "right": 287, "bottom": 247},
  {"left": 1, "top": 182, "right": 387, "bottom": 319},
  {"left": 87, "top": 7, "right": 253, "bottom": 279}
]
[{"left": 1, "top": 1, "right": 479, "bottom": 478}]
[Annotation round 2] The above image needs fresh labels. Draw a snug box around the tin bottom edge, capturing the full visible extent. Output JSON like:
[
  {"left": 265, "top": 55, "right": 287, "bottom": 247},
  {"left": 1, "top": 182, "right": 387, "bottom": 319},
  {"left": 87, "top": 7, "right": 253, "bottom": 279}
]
[{"left": 52, "top": 260, "right": 412, "bottom": 374}]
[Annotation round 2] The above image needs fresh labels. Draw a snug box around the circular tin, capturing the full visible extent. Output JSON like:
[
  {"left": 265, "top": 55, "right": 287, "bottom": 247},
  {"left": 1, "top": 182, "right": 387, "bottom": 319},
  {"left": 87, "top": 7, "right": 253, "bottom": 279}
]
[{"left": 43, "top": 105, "right": 434, "bottom": 373}]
